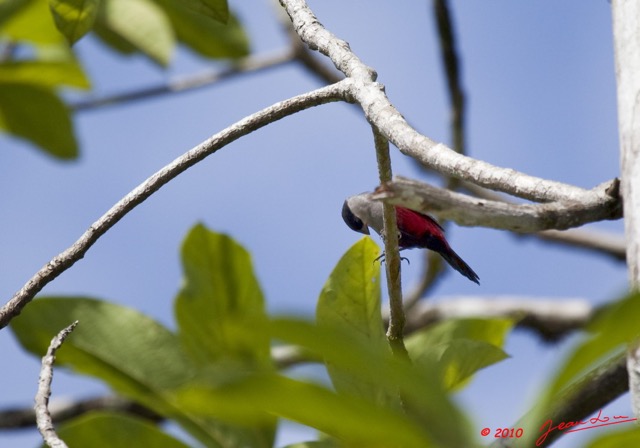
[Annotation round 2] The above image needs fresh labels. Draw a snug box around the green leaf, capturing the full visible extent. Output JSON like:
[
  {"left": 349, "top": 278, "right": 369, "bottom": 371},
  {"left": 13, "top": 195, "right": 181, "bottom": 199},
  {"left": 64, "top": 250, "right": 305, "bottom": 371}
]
[
  {"left": 406, "top": 318, "right": 513, "bottom": 390},
  {"left": 172, "top": 225, "right": 276, "bottom": 448},
  {"left": 586, "top": 426, "right": 640, "bottom": 448},
  {"left": 0, "top": 0, "right": 31, "bottom": 26},
  {"left": 0, "top": 60, "right": 90, "bottom": 89},
  {"left": 95, "top": 0, "right": 175, "bottom": 66},
  {"left": 549, "top": 291, "right": 640, "bottom": 397},
  {"left": 49, "top": 0, "right": 100, "bottom": 45},
  {"left": 283, "top": 441, "right": 341, "bottom": 448},
  {"left": 1, "top": 0, "right": 66, "bottom": 44},
  {"left": 174, "top": 0, "right": 228, "bottom": 24},
  {"left": 0, "top": 83, "right": 77, "bottom": 159},
  {"left": 175, "top": 373, "right": 434, "bottom": 448},
  {"left": 270, "top": 318, "right": 475, "bottom": 448},
  {"left": 175, "top": 223, "right": 270, "bottom": 369},
  {"left": 9, "top": 297, "right": 227, "bottom": 447},
  {"left": 317, "top": 237, "right": 383, "bottom": 344},
  {"left": 156, "top": 1, "right": 249, "bottom": 59},
  {"left": 317, "top": 237, "right": 393, "bottom": 404},
  {"left": 10, "top": 297, "right": 194, "bottom": 403},
  {"left": 57, "top": 411, "right": 190, "bottom": 448}
]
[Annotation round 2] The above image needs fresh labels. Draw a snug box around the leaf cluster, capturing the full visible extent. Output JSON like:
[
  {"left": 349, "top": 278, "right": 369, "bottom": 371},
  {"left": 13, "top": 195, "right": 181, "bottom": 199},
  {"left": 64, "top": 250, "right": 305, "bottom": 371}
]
[
  {"left": 11, "top": 224, "right": 516, "bottom": 447},
  {"left": 0, "top": 0, "right": 249, "bottom": 159},
  {"left": 11, "top": 224, "right": 640, "bottom": 447}
]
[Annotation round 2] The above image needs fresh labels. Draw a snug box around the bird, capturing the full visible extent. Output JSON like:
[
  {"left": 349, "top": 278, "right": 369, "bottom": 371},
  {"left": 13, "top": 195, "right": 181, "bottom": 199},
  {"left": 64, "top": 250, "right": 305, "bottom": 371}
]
[{"left": 342, "top": 193, "right": 479, "bottom": 284}]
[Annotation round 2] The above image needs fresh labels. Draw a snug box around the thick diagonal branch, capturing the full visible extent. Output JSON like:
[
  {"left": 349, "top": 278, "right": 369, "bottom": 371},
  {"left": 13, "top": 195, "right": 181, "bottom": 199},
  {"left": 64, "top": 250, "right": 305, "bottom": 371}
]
[
  {"left": 372, "top": 176, "right": 621, "bottom": 232},
  {"left": 279, "top": 0, "right": 618, "bottom": 205}
]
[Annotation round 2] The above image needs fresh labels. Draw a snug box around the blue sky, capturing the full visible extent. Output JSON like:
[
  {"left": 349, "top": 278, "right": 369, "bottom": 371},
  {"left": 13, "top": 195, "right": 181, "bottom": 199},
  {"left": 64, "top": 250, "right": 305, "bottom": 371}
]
[{"left": 0, "top": 1, "right": 628, "bottom": 447}]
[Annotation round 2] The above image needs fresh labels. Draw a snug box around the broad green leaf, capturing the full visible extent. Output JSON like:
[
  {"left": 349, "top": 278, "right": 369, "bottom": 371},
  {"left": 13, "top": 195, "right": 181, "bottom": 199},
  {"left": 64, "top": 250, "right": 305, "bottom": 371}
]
[
  {"left": 406, "top": 318, "right": 513, "bottom": 390},
  {"left": 95, "top": 0, "right": 174, "bottom": 66},
  {"left": 270, "top": 318, "right": 475, "bottom": 448},
  {"left": 49, "top": 0, "right": 100, "bottom": 45},
  {"left": 1, "top": 0, "right": 66, "bottom": 44},
  {"left": 92, "top": 19, "right": 137, "bottom": 55},
  {"left": 175, "top": 0, "right": 228, "bottom": 24},
  {"left": 317, "top": 237, "right": 392, "bottom": 404},
  {"left": 56, "top": 411, "right": 190, "bottom": 448},
  {"left": 0, "top": 60, "right": 89, "bottom": 88},
  {"left": 156, "top": 1, "right": 248, "bottom": 59},
  {"left": 586, "top": 426, "right": 640, "bottom": 448},
  {"left": 9, "top": 297, "right": 225, "bottom": 447},
  {"left": 173, "top": 223, "right": 274, "bottom": 448},
  {"left": 0, "top": 0, "right": 31, "bottom": 26},
  {"left": 549, "top": 291, "right": 640, "bottom": 396},
  {"left": 10, "top": 297, "right": 194, "bottom": 402},
  {"left": 0, "top": 83, "right": 77, "bottom": 159},
  {"left": 317, "top": 237, "right": 383, "bottom": 344},
  {"left": 175, "top": 373, "right": 434, "bottom": 448},
  {"left": 175, "top": 224, "right": 270, "bottom": 369}
]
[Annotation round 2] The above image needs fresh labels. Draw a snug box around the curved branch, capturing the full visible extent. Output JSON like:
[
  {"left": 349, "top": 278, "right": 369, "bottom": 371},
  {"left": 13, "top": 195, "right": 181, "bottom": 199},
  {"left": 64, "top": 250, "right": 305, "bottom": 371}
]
[
  {"left": 35, "top": 321, "right": 78, "bottom": 448},
  {"left": 0, "top": 81, "right": 350, "bottom": 330},
  {"left": 372, "top": 176, "right": 621, "bottom": 232},
  {"left": 279, "top": 0, "right": 620, "bottom": 205}
]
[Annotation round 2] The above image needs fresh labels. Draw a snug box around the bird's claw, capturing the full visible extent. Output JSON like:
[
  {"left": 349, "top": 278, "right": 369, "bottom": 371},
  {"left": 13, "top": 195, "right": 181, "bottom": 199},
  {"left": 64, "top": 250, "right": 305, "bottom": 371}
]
[{"left": 374, "top": 253, "right": 410, "bottom": 265}]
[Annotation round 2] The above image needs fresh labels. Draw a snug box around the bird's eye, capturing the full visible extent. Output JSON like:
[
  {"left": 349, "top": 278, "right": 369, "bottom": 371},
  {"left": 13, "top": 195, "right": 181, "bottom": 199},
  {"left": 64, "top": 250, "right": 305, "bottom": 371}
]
[{"left": 342, "top": 200, "right": 365, "bottom": 233}]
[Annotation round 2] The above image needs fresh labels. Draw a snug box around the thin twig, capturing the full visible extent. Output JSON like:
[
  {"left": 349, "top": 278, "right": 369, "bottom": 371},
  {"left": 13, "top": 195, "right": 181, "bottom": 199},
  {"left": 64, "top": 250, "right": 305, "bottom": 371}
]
[
  {"left": 35, "top": 321, "right": 79, "bottom": 448},
  {"left": 373, "top": 127, "right": 407, "bottom": 357},
  {"left": 71, "top": 50, "right": 297, "bottom": 112},
  {"left": 0, "top": 80, "right": 350, "bottom": 330},
  {"left": 518, "top": 228, "right": 626, "bottom": 262},
  {"left": 432, "top": 0, "right": 465, "bottom": 161},
  {"left": 71, "top": 10, "right": 342, "bottom": 113},
  {"left": 0, "top": 395, "right": 161, "bottom": 430}
]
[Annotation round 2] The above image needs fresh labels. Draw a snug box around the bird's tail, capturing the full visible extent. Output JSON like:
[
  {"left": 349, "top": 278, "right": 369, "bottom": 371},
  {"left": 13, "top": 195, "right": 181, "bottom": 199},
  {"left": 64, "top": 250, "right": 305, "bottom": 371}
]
[{"left": 439, "top": 248, "right": 480, "bottom": 284}]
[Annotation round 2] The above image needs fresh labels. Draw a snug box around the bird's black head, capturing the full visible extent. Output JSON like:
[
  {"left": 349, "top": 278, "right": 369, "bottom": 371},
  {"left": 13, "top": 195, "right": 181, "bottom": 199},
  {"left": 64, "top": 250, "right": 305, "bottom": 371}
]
[{"left": 342, "top": 200, "right": 369, "bottom": 235}]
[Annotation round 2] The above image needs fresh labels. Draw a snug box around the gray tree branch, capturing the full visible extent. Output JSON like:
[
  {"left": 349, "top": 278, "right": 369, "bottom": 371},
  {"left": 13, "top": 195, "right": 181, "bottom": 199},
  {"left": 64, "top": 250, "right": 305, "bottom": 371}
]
[
  {"left": 371, "top": 176, "right": 621, "bottom": 232},
  {"left": 279, "top": 0, "right": 617, "bottom": 204}
]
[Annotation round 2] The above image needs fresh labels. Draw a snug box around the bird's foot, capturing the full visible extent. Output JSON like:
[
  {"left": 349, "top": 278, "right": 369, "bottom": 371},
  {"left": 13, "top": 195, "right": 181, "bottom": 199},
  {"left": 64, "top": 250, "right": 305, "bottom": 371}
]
[{"left": 374, "top": 253, "right": 410, "bottom": 265}]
